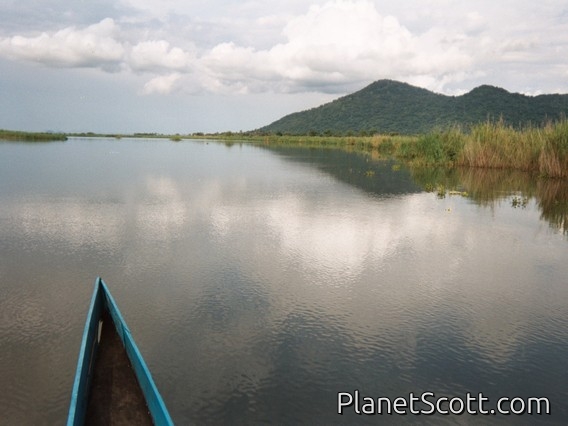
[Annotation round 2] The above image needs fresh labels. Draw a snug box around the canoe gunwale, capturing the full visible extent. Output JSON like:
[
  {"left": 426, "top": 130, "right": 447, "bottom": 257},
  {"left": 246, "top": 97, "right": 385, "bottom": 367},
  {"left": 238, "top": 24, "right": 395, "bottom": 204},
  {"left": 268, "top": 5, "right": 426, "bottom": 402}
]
[{"left": 67, "top": 277, "right": 173, "bottom": 426}]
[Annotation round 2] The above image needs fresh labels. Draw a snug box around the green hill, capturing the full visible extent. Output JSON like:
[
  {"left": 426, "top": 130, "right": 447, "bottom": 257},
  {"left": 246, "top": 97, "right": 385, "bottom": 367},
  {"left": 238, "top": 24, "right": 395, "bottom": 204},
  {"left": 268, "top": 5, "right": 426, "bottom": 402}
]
[{"left": 259, "top": 80, "right": 568, "bottom": 135}]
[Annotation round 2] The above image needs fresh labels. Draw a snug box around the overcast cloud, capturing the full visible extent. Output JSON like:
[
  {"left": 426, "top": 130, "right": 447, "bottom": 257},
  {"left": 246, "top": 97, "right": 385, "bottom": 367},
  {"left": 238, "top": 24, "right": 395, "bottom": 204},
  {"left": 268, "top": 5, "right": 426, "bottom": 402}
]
[{"left": 0, "top": 0, "right": 567, "bottom": 133}]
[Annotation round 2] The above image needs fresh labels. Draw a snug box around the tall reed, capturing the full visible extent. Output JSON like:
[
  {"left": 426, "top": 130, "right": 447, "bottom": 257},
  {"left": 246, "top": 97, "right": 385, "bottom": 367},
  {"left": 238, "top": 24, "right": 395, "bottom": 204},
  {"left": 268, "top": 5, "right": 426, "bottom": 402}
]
[
  {"left": 459, "top": 120, "right": 542, "bottom": 171},
  {"left": 539, "top": 119, "right": 568, "bottom": 178},
  {"left": 401, "top": 118, "right": 568, "bottom": 178},
  {"left": 232, "top": 118, "right": 568, "bottom": 178}
]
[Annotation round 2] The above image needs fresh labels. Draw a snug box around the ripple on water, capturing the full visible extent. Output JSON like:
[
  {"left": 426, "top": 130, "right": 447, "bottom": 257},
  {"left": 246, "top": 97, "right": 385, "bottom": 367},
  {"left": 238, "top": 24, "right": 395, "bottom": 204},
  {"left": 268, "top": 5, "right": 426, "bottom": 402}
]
[
  {"left": 0, "top": 289, "right": 51, "bottom": 345},
  {"left": 0, "top": 282, "right": 79, "bottom": 425}
]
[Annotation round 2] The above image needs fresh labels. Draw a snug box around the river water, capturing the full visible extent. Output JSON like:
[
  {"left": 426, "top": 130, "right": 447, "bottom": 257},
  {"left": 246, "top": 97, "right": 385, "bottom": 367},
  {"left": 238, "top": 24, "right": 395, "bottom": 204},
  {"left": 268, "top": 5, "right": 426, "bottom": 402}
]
[{"left": 1, "top": 138, "right": 567, "bottom": 425}]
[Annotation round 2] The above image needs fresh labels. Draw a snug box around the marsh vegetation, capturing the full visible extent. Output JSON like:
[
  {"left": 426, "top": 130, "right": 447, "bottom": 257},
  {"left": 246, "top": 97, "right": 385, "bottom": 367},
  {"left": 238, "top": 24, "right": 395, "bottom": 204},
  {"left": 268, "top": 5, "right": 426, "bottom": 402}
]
[
  {"left": 387, "top": 119, "right": 568, "bottom": 178},
  {"left": 0, "top": 129, "right": 67, "bottom": 142},
  {"left": 241, "top": 118, "right": 568, "bottom": 178}
]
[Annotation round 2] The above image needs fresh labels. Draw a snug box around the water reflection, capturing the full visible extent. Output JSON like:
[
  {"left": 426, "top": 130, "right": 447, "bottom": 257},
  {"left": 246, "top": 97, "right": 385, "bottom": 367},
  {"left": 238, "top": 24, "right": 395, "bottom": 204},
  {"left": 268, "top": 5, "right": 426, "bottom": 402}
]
[
  {"left": 409, "top": 167, "right": 568, "bottom": 234},
  {"left": 261, "top": 145, "right": 423, "bottom": 197},
  {"left": 262, "top": 145, "right": 568, "bottom": 235},
  {"left": 1, "top": 139, "right": 568, "bottom": 425}
]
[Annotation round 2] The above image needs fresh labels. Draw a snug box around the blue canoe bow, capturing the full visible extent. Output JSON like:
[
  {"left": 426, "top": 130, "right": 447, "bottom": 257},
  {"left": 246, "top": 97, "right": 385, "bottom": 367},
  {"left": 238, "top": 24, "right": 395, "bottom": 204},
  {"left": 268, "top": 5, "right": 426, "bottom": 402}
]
[{"left": 67, "top": 277, "right": 173, "bottom": 425}]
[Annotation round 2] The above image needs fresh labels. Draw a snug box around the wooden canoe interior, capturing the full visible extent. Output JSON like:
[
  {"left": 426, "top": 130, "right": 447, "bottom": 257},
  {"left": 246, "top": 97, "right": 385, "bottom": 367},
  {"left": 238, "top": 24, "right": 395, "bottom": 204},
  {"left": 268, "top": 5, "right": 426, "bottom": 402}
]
[{"left": 85, "top": 308, "right": 154, "bottom": 426}]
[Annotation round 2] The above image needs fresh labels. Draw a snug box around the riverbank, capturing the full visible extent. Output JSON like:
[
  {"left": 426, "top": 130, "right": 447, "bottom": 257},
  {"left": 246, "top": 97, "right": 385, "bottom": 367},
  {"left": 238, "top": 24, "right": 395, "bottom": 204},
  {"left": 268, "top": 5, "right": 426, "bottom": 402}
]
[
  {"left": 0, "top": 129, "right": 67, "bottom": 142},
  {"left": 387, "top": 119, "right": 568, "bottom": 178},
  {"left": 234, "top": 119, "right": 568, "bottom": 178},
  {"left": 4, "top": 119, "right": 567, "bottom": 178}
]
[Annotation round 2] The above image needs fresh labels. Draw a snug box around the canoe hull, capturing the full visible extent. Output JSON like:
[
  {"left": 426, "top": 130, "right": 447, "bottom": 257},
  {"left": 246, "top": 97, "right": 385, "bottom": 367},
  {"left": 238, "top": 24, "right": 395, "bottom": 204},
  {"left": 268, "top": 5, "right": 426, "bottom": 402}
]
[{"left": 67, "top": 277, "right": 173, "bottom": 426}]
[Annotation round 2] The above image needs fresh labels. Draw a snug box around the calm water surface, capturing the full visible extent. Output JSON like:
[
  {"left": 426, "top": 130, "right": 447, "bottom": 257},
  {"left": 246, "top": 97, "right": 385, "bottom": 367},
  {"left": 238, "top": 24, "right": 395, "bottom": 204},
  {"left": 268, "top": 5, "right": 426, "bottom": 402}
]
[{"left": 1, "top": 138, "right": 567, "bottom": 425}]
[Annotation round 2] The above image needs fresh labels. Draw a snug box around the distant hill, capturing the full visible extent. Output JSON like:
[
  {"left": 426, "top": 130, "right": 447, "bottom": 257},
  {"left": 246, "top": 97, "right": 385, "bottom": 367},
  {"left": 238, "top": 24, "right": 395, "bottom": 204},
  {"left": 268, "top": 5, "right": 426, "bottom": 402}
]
[{"left": 259, "top": 80, "right": 568, "bottom": 135}]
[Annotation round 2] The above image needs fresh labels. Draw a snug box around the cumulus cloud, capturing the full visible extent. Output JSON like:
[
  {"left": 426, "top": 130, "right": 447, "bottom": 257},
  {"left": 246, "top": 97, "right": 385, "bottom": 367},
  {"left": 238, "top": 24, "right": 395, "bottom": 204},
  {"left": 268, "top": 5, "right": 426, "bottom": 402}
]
[
  {"left": 195, "top": 0, "right": 567, "bottom": 95},
  {"left": 0, "top": 1, "right": 477, "bottom": 94},
  {"left": 0, "top": 0, "right": 566, "bottom": 98},
  {"left": 0, "top": 18, "right": 124, "bottom": 70},
  {"left": 129, "top": 40, "right": 195, "bottom": 72},
  {"left": 142, "top": 73, "right": 182, "bottom": 94},
  {"left": 200, "top": 0, "right": 474, "bottom": 94},
  {"left": 0, "top": 17, "right": 195, "bottom": 75}
]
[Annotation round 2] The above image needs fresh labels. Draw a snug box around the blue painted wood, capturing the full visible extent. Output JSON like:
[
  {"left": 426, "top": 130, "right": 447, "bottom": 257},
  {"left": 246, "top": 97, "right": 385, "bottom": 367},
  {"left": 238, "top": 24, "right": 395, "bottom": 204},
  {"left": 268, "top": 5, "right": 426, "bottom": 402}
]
[
  {"left": 67, "top": 278, "right": 104, "bottom": 426},
  {"left": 99, "top": 279, "right": 174, "bottom": 426},
  {"left": 67, "top": 277, "right": 174, "bottom": 426}
]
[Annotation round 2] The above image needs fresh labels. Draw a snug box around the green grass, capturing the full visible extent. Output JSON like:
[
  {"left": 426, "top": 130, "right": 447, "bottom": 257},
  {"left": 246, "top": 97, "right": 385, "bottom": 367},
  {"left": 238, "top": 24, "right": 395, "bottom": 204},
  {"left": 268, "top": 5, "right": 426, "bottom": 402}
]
[
  {"left": 459, "top": 120, "right": 541, "bottom": 171},
  {"left": 241, "top": 133, "right": 419, "bottom": 156},
  {"left": 245, "top": 120, "right": 566, "bottom": 177},
  {"left": 389, "top": 127, "right": 464, "bottom": 166},
  {"left": 265, "top": 118, "right": 568, "bottom": 178},
  {"left": 456, "top": 119, "right": 568, "bottom": 178},
  {"left": 5, "top": 117, "right": 568, "bottom": 178},
  {"left": 538, "top": 119, "right": 568, "bottom": 178},
  {"left": 0, "top": 129, "right": 67, "bottom": 142},
  {"left": 203, "top": 119, "right": 568, "bottom": 178}
]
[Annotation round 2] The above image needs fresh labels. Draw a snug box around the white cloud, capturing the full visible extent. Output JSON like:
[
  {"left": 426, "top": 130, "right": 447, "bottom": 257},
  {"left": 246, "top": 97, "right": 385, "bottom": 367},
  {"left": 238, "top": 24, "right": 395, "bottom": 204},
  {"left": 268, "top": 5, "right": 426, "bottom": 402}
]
[
  {"left": 0, "top": 1, "right": 476, "bottom": 94},
  {"left": 129, "top": 40, "right": 195, "bottom": 72},
  {"left": 0, "top": 17, "right": 196, "bottom": 75},
  {"left": 199, "top": 0, "right": 475, "bottom": 94},
  {"left": 278, "top": 3, "right": 414, "bottom": 77},
  {"left": 0, "top": 18, "right": 124, "bottom": 70},
  {"left": 0, "top": 0, "right": 567, "bottom": 107},
  {"left": 199, "top": 0, "right": 568, "bottom": 95},
  {"left": 142, "top": 73, "right": 181, "bottom": 94}
]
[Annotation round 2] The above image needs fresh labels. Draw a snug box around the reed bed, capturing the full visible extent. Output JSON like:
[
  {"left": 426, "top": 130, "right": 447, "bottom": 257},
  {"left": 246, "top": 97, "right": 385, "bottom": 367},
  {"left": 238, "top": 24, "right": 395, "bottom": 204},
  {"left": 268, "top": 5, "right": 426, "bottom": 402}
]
[
  {"left": 538, "top": 119, "right": 568, "bottom": 178},
  {"left": 384, "top": 118, "right": 568, "bottom": 178},
  {"left": 0, "top": 129, "right": 67, "bottom": 142},
  {"left": 209, "top": 118, "right": 568, "bottom": 178},
  {"left": 459, "top": 121, "right": 542, "bottom": 171}
]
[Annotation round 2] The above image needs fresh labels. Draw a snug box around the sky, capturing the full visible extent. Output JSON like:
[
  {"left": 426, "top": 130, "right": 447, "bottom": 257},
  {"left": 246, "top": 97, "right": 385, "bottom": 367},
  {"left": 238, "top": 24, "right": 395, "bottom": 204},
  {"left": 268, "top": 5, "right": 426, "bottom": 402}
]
[{"left": 0, "top": 0, "right": 567, "bottom": 134}]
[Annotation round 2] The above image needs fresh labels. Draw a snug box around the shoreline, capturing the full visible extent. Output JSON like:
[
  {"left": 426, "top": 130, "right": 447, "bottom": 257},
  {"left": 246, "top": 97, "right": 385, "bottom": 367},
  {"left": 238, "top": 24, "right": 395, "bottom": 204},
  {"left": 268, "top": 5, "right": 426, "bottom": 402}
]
[{"left": 3, "top": 118, "right": 567, "bottom": 178}]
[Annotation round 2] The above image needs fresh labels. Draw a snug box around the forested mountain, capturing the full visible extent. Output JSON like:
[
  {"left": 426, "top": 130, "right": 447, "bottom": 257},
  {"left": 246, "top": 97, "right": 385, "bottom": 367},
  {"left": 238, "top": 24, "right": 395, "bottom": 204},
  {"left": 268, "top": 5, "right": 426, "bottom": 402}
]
[{"left": 259, "top": 80, "right": 568, "bottom": 135}]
